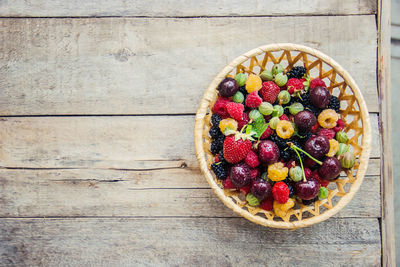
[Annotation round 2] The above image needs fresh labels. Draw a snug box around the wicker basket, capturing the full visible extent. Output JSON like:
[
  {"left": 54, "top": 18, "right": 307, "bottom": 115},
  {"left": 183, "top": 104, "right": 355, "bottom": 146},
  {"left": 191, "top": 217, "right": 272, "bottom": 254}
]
[{"left": 194, "top": 43, "right": 371, "bottom": 229}]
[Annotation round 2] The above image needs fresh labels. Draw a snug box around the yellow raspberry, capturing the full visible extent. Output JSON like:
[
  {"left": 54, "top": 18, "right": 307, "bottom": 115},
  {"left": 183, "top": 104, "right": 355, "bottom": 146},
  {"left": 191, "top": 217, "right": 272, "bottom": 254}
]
[
  {"left": 318, "top": 109, "right": 339, "bottom": 129},
  {"left": 276, "top": 120, "right": 294, "bottom": 139},
  {"left": 268, "top": 162, "right": 288, "bottom": 181},
  {"left": 273, "top": 198, "right": 295, "bottom": 218},
  {"left": 245, "top": 74, "right": 262, "bottom": 93},
  {"left": 219, "top": 118, "right": 238, "bottom": 134},
  {"left": 326, "top": 139, "right": 339, "bottom": 157}
]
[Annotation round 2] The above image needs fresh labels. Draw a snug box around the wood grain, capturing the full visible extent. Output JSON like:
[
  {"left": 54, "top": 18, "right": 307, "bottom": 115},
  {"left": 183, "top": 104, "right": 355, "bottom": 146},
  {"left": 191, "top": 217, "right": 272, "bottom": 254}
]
[
  {"left": 378, "top": 0, "right": 396, "bottom": 265},
  {"left": 0, "top": 217, "right": 381, "bottom": 266},
  {"left": 0, "top": 114, "right": 380, "bottom": 170},
  {"left": 0, "top": 0, "right": 377, "bottom": 17},
  {"left": 0, "top": 167, "right": 380, "bottom": 218},
  {"left": 0, "top": 16, "right": 378, "bottom": 115}
]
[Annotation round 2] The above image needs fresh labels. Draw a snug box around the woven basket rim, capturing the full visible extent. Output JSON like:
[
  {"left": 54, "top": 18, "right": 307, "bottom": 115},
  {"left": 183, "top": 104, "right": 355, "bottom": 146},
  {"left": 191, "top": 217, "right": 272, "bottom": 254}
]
[{"left": 194, "top": 43, "right": 372, "bottom": 229}]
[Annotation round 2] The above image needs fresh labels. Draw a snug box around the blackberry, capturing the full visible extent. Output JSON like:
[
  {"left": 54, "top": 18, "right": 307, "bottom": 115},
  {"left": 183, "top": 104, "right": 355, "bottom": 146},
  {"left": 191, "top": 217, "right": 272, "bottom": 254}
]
[
  {"left": 287, "top": 183, "right": 295, "bottom": 198},
  {"left": 211, "top": 114, "right": 222, "bottom": 126},
  {"left": 282, "top": 178, "right": 295, "bottom": 197},
  {"left": 298, "top": 131, "right": 313, "bottom": 144},
  {"left": 283, "top": 105, "right": 291, "bottom": 116},
  {"left": 218, "top": 149, "right": 227, "bottom": 164},
  {"left": 302, "top": 196, "right": 318, "bottom": 206},
  {"left": 280, "top": 148, "right": 291, "bottom": 162},
  {"left": 300, "top": 91, "right": 311, "bottom": 107},
  {"left": 288, "top": 139, "right": 305, "bottom": 162},
  {"left": 211, "top": 162, "right": 227, "bottom": 180},
  {"left": 286, "top": 66, "right": 307, "bottom": 79},
  {"left": 327, "top": 96, "right": 340, "bottom": 113},
  {"left": 209, "top": 126, "right": 222, "bottom": 139},
  {"left": 210, "top": 135, "right": 224, "bottom": 154},
  {"left": 270, "top": 134, "right": 288, "bottom": 149},
  {"left": 238, "top": 86, "right": 248, "bottom": 97}
]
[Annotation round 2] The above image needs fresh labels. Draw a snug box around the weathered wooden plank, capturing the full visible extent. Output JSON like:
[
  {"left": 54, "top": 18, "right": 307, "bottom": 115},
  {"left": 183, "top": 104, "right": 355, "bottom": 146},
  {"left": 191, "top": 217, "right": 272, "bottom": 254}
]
[
  {"left": 0, "top": 217, "right": 381, "bottom": 266},
  {"left": 392, "top": 0, "right": 400, "bottom": 25},
  {"left": 378, "top": 0, "right": 396, "bottom": 265},
  {"left": 0, "top": 16, "right": 378, "bottom": 115},
  {"left": 0, "top": 0, "right": 377, "bottom": 17},
  {"left": 0, "top": 115, "right": 380, "bottom": 170},
  {"left": 0, "top": 165, "right": 380, "bottom": 217}
]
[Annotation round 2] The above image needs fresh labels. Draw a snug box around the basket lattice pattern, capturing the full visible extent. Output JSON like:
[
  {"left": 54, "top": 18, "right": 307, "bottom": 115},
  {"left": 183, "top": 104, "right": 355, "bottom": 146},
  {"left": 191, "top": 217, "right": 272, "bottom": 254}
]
[{"left": 195, "top": 44, "right": 371, "bottom": 229}]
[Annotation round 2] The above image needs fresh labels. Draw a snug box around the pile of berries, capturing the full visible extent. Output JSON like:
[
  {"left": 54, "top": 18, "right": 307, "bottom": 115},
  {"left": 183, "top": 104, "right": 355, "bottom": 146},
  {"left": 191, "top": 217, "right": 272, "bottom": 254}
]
[{"left": 209, "top": 64, "right": 356, "bottom": 218}]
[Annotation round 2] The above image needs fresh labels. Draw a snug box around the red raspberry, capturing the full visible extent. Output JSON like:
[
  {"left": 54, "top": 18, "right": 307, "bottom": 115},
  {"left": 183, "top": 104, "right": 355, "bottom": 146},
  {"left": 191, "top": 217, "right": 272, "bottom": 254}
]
[
  {"left": 237, "top": 112, "right": 249, "bottom": 131},
  {"left": 226, "top": 102, "right": 244, "bottom": 121},
  {"left": 222, "top": 177, "right": 235, "bottom": 189},
  {"left": 239, "top": 184, "right": 251, "bottom": 195},
  {"left": 272, "top": 182, "right": 289, "bottom": 204},
  {"left": 260, "top": 81, "right": 280, "bottom": 103},
  {"left": 245, "top": 150, "right": 260, "bottom": 168},
  {"left": 250, "top": 168, "right": 260, "bottom": 180},
  {"left": 279, "top": 114, "right": 289, "bottom": 121},
  {"left": 333, "top": 119, "right": 345, "bottom": 132},
  {"left": 286, "top": 78, "right": 304, "bottom": 95},
  {"left": 304, "top": 168, "right": 312, "bottom": 179},
  {"left": 260, "top": 125, "right": 273, "bottom": 139},
  {"left": 260, "top": 196, "right": 274, "bottom": 211},
  {"left": 310, "top": 78, "right": 326, "bottom": 89},
  {"left": 215, "top": 154, "right": 220, "bottom": 163},
  {"left": 312, "top": 170, "right": 329, "bottom": 187},
  {"left": 310, "top": 121, "right": 319, "bottom": 133},
  {"left": 304, "top": 158, "right": 316, "bottom": 168},
  {"left": 245, "top": 91, "right": 262, "bottom": 108},
  {"left": 212, "top": 97, "right": 230, "bottom": 118},
  {"left": 318, "top": 128, "right": 335, "bottom": 140}
]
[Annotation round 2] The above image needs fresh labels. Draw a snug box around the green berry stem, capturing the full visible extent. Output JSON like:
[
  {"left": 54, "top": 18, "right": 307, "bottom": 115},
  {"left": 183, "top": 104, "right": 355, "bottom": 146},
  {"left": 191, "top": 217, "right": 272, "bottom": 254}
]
[
  {"left": 291, "top": 146, "right": 307, "bottom": 182},
  {"left": 297, "top": 91, "right": 303, "bottom": 101},
  {"left": 289, "top": 143, "right": 323, "bottom": 165}
]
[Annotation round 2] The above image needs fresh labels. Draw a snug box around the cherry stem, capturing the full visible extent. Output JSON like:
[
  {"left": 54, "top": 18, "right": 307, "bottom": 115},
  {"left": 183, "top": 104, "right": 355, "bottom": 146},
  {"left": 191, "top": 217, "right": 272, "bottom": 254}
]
[
  {"left": 289, "top": 143, "right": 323, "bottom": 165},
  {"left": 291, "top": 145, "right": 307, "bottom": 182}
]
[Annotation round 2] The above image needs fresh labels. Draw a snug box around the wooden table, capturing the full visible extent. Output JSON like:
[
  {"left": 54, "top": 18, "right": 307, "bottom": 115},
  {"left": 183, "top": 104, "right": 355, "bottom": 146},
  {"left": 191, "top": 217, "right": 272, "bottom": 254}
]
[{"left": 0, "top": 1, "right": 394, "bottom": 266}]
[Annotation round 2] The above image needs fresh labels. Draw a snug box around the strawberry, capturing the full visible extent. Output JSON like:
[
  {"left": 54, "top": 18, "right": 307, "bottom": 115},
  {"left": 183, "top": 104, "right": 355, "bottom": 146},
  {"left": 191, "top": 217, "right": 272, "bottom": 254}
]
[
  {"left": 245, "top": 91, "right": 263, "bottom": 108},
  {"left": 223, "top": 132, "right": 253, "bottom": 164},
  {"left": 310, "top": 78, "right": 326, "bottom": 89},
  {"left": 286, "top": 78, "right": 304, "bottom": 95},
  {"left": 226, "top": 102, "right": 244, "bottom": 121},
  {"left": 260, "top": 81, "right": 280, "bottom": 103}
]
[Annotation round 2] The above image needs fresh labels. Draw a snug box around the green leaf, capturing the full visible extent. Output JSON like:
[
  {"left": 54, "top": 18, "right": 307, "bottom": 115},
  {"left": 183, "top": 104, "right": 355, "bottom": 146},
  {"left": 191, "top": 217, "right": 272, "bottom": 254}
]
[{"left": 251, "top": 121, "right": 269, "bottom": 138}]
